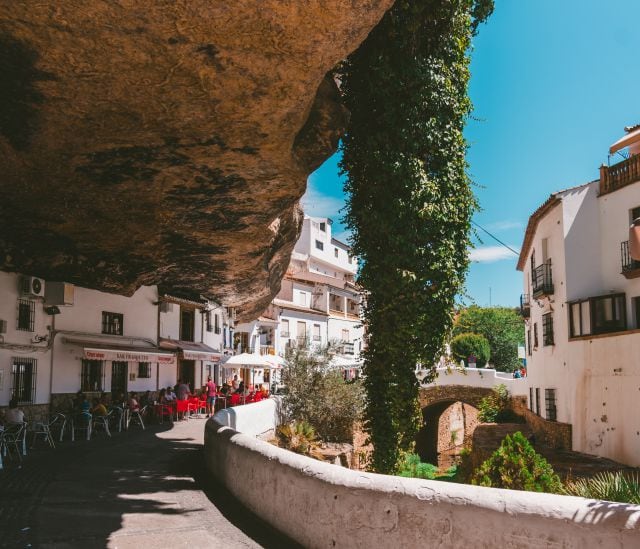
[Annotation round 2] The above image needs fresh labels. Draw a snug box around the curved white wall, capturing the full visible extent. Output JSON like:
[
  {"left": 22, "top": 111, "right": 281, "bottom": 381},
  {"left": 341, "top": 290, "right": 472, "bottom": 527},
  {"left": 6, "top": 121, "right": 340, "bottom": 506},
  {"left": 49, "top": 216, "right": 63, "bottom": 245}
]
[
  {"left": 213, "top": 397, "right": 279, "bottom": 437},
  {"left": 422, "top": 366, "right": 528, "bottom": 395},
  {"left": 204, "top": 417, "right": 640, "bottom": 548}
]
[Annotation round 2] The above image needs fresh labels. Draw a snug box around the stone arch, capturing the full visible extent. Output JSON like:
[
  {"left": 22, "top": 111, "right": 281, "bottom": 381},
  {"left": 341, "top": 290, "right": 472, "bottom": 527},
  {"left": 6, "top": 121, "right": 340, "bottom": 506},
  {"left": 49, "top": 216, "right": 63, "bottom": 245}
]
[{"left": 416, "top": 386, "right": 494, "bottom": 464}]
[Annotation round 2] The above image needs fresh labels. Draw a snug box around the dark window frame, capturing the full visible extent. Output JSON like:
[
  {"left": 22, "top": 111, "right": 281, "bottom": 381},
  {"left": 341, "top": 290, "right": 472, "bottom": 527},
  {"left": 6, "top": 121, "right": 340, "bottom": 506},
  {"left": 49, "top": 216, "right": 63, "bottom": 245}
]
[
  {"left": 205, "top": 311, "right": 213, "bottom": 333},
  {"left": 334, "top": 247, "right": 339, "bottom": 258},
  {"left": 545, "top": 388, "right": 557, "bottom": 421},
  {"left": 102, "top": 311, "right": 124, "bottom": 336},
  {"left": 529, "top": 387, "right": 534, "bottom": 411},
  {"left": 11, "top": 357, "right": 37, "bottom": 404},
  {"left": 315, "top": 240, "right": 324, "bottom": 251},
  {"left": 319, "top": 222, "right": 326, "bottom": 232},
  {"left": 138, "top": 362, "right": 151, "bottom": 379},
  {"left": 533, "top": 322, "right": 539, "bottom": 348},
  {"left": 180, "top": 307, "right": 196, "bottom": 342},
  {"left": 527, "top": 329, "right": 531, "bottom": 356},
  {"left": 17, "top": 299, "right": 35, "bottom": 332},
  {"left": 569, "top": 293, "right": 627, "bottom": 337},
  {"left": 81, "top": 359, "right": 104, "bottom": 392},
  {"left": 535, "top": 387, "right": 540, "bottom": 415},
  {"left": 542, "top": 313, "right": 554, "bottom": 346},
  {"left": 214, "top": 313, "right": 221, "bottom": 334}
]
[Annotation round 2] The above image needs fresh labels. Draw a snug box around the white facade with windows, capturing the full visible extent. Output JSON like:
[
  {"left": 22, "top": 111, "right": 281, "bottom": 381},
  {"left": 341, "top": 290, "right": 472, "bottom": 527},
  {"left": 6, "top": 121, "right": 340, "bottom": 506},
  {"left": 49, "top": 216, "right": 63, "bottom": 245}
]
[
  {"left": 0, "top": 270, "right": 230, "bottom": 413},
  {"left": 518, "top": 130, "right": 640, "bottom": 465}
]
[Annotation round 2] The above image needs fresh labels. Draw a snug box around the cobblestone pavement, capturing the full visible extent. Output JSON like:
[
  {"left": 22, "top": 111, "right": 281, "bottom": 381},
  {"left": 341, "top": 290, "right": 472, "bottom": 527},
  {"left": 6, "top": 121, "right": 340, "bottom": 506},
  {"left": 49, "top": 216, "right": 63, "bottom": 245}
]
[{"left": 0, "top": 418, "right": 300, "bottom": 548}]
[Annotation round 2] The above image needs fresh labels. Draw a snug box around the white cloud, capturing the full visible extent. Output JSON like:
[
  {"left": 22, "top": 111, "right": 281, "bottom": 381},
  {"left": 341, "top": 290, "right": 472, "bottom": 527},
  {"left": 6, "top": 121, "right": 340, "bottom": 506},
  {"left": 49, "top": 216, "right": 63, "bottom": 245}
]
[
  {"left": 469, "top": 245, "right": 519, "bottom": 263},
  {"left": 301, "top": 186, "right": 345, "bottom": 219}
]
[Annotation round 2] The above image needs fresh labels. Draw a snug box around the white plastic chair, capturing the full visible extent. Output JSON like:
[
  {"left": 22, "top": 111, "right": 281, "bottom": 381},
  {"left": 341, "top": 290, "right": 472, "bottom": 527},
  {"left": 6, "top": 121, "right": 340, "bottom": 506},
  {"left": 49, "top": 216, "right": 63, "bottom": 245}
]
[
  {"left": 1, "top": 422, "right": 26, "bottom": 466},
  {"left": 31, "top": 414, "right": 63, "bottom": 449},
  {"left": 92, "top": 410, "right": 112, "bottom": 437}
]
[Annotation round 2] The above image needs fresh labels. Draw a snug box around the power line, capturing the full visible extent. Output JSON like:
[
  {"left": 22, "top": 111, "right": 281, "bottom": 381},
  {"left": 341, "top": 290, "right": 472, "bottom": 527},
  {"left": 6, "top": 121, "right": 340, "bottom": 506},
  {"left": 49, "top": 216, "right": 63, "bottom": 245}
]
[{"left": 471, "top": 220, "right": 520, "bottom": 256}]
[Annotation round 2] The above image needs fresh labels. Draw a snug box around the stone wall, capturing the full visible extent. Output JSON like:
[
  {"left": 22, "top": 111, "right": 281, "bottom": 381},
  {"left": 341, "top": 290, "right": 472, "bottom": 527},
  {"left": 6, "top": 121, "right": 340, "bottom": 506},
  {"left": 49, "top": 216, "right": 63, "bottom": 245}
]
[
  {"left": 0, "top": 403, "right": 50, "bottom": 424},
  {"left": 512, "top": 395, "right": 572, "bottom": 450},
  {"left": 204, "top": 418, "right": 640, "bottom": 548}
]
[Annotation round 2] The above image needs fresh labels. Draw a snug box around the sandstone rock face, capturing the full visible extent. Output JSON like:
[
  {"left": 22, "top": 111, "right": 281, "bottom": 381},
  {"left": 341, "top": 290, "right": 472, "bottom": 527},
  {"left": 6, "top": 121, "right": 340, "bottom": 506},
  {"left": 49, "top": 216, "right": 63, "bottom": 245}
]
[{"left": 0, "top": 0, "right": 391, "bottom": 319}]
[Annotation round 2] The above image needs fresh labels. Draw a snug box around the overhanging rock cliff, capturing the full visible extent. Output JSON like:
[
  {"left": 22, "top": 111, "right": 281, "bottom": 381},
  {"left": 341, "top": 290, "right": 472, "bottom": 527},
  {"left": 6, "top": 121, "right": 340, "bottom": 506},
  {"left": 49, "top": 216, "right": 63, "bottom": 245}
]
[{"left": 0, "top": 1, "right": 392, "bottom": 318}]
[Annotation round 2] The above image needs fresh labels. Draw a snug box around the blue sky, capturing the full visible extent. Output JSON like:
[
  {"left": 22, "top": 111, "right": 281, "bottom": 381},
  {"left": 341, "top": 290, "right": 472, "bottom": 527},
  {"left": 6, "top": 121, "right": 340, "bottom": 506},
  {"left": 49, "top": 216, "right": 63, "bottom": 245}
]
[{"left": 303, "top": 0, "right": 640, "bottom": 306}]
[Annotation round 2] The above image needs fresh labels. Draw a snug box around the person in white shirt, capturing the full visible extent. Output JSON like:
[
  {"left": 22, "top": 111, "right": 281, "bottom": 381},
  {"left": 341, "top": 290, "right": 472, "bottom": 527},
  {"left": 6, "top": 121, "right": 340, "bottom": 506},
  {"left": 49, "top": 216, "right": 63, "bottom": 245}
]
[
  {"left": 4, "top": 398, "right": 25, "bottom": 424},
  {"left": 232, "top": 375, "right": 240, "bottom": 392},
  {"left": 164, "top": 386, "right": 176, "bottom": 401}
]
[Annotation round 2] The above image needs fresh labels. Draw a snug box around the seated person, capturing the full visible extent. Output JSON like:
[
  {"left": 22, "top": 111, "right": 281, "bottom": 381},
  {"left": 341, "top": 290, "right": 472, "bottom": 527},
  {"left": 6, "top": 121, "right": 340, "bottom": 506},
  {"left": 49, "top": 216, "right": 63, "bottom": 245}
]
[
  {"left": 165, "top": 386, "right": 176, "bottom": 401},
  {"left": 4, "top": 398, "right": 25, "bottom": 424},
  {"left": 140, "top": 390, "right": 152, "bottom": 408},
  {"left": 80, "top": 394, "right": 91, "bottom": 413},
  {"left": 128, "top": 392, "right": 140, "bottom": 412},
  {"left": 91, "top": 397, "right": 108, "bottom": 416}
]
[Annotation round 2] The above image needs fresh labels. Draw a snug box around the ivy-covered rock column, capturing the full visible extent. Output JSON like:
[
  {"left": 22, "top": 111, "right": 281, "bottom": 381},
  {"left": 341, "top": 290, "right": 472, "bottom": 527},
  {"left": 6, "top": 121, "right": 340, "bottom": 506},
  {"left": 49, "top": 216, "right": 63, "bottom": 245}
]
[{"left": 339, "top": 0, "right": 493, "bottom": 473}]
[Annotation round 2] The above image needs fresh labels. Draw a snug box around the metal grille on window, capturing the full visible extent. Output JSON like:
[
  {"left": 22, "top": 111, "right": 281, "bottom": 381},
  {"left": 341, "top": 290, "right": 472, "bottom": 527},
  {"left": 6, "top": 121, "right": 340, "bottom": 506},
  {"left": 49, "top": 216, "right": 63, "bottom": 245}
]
[
  {"left": 206, "top": 311, "right": 213, "bottom": 332},
  {"left": 545, "top": 388, "right": 557, "bottom": 421},
  {"left": 215, "top": 314, "right": 221, "bottom": 334},
  {"left": 542, "top": 313, "right": 554, "bottom": 346},
  {"left": 138, "top": 362, "right": 151, "bottom": 378},
  {"left": 81, "top": 359, "right": 104, "bottom": 392},
  {"left": 17, "top": 299, "right": 35, "bottom": 332},
  {"left": 102, "top": 312, "right": 123, "bottom": 335},
  {"left": 529, "top": 388, "right": 534, "bottom": 411},
  {"left": 533, "top": 323, "right": 538, "bottom": 348},
  {"left": 12, "top": 357, "right": 37, "bottom": 404}
]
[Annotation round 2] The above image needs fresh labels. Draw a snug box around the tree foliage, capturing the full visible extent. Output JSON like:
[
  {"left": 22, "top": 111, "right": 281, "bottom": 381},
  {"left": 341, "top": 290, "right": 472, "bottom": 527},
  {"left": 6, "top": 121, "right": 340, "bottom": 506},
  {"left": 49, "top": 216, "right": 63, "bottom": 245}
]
[
  {"left": 450, "top": 332, "right": 490, "bottom": 367},
  {"left": 453, "top": 306, "right": 524, "bottom": 371},
  {"left": 472, "top": 431, "right": 562, "bottom": 493},
  {"left": 339, "top": 0, "right": 493, "bottom": 473},
  {"left": 281, "top": 345, "right": 364, "bottom": 442}
]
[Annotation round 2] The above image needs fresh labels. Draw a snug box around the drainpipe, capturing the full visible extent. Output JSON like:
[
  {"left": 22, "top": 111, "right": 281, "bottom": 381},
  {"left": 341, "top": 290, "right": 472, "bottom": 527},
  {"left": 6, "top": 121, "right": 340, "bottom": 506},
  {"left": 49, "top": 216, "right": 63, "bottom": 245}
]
[{"left": 48, "top": 315, "right": 56, "bottom": 410}]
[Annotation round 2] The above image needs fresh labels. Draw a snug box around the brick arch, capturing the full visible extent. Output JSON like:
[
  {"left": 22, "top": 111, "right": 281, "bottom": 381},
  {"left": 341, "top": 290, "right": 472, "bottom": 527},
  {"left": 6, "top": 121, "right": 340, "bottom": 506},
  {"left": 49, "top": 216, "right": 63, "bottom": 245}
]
[{"left": 415, "top": 386, "right": 494, "bottom": 463}]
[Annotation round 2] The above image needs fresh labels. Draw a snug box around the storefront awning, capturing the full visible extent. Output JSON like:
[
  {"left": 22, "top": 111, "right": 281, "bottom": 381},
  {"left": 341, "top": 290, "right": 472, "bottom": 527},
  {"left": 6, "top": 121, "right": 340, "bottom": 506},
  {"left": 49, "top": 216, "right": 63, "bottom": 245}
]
[
  {"left": 158, "top": 338, "right": 222, "bottom": 362},
  {"left": 82, "top": 346, "right": 176, "bottom": 365}
]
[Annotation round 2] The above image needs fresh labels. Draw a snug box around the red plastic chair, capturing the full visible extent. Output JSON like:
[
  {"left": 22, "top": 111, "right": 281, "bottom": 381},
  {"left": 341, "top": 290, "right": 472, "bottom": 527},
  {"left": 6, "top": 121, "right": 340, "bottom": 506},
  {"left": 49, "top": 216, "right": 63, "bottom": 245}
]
[
  {"left": 154, "top": 404, "right": 173, "bottom": 424},
  {"left": 176, "top": 399, "right": 189, "bottom": 420},
  {"left": 230, "top": 393, "right": 241, "bottom": 406}
]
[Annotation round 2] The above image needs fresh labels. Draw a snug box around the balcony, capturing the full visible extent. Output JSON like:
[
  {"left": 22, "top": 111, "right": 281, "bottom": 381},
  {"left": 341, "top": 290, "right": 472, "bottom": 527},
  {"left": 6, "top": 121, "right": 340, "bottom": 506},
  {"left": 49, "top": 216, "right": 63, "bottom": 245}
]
[
  {"left": 520, "top": 294, "right": 531, "bottom": 318},
  {"left": 532, "top": 261, "right": 554, "bottom": 298},
  {"left": 621, "top": 240, "right": 640, "bottom": 279},
  {"left": 259, "top": 345, "right": 275, "bottom": 356},
  {"left": 338, "top": 342, "right": 355, "bottom": 355},
  {"left": 600, "top": 154, "right": 640, "bottom": 196}
]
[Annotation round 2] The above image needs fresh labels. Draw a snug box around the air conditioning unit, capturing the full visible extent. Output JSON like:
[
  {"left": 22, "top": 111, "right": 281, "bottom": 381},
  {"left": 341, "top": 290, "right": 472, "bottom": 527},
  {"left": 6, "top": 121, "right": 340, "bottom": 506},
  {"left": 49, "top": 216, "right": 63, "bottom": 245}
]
[
  {"left": 20, "top": 276, "right": 45, "bottom": 297},
  {"left": 0, "top": 319, "right": 7, "bottom": 334},
  {"left": 160, "top": 302, "right": 174, "bottom": 313},
  {"left": 45, "top": 281, "right": 74, "bottom": 306}
]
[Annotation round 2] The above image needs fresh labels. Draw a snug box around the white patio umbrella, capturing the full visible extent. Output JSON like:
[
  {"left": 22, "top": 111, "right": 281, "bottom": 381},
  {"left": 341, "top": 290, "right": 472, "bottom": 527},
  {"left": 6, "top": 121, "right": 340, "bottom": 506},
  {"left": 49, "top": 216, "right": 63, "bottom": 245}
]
[{"left": 224, "top": 353, "right": 271, "bottom": 392}]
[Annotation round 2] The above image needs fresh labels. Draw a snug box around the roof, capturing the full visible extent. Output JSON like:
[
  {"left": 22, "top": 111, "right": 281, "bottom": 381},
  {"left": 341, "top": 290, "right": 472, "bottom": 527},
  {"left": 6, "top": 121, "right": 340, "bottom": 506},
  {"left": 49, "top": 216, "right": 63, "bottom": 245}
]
[
  {"left": 331, "top": 237, "right": 351, "bottom": 250},
  {"left": 516, "top": 180, "right": 596, "bottom": 271},
  {"left": 516, "top": 195, "right": 562, "bottom": 271},
  {"left": 161, "top": 293, "right": 208, "bottom": 308},
  {"left": 610, "top": 125, "right": 640, "bottom": 154}
]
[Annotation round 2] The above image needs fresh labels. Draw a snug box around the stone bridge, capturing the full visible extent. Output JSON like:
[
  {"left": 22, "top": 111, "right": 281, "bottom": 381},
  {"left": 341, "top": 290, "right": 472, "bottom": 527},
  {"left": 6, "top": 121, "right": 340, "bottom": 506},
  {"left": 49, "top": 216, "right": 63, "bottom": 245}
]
[{"left": 416, "top": 384, "right": 496, "bottom": 463}]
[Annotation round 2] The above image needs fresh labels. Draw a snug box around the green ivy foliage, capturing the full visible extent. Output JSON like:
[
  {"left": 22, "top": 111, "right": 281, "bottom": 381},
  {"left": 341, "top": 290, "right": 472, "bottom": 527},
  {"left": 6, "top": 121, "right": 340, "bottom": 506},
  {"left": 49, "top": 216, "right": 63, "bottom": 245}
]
[
  {"left": 472, "top": 432, "right": 562, "bottom": 493},
  {"left": 450, "top": 332, "right": 491, "bottom": 367},
  {"left": 339, "top": 0, "right": 494, "bottom": 473}
]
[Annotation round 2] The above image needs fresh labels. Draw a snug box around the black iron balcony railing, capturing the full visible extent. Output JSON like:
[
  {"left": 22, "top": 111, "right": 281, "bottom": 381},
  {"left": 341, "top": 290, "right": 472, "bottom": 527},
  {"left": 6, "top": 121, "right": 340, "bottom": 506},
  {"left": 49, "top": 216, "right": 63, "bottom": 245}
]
[
  {"left": 621, "top": 240, "right": 640, "bottom": 277},
  {"left": 520, "top": 294, "right": 531, "bottom": 317},
  {"left": 532, "top": 261, "right": 554, "bottom": 298}
]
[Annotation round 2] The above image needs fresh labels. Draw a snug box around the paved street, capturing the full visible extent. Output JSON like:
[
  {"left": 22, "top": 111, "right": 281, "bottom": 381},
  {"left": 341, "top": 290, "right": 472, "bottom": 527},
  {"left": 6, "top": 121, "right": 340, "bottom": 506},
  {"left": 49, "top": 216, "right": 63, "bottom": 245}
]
[{"left": 0, "top": 418, "right": 299, "bottom": 548}]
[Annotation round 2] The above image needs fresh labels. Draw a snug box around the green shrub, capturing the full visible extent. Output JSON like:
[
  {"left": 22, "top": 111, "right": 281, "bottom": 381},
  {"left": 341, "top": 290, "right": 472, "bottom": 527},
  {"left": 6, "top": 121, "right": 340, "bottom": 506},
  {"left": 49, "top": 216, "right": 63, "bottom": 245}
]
[
  {"left": 562, "top": 472, "right": 640, "bottom": 504},
  {"left": 450, "top": 333, "right": 490, "bottom": 367},
  {"left": 471, "top": 431, "right": 562, "bottom": 493},
  {"left": 281, "top": 345, "right": 364, "bottom": 441},
  {"left": 277, "top": 421, "right": 320, "bottom": 457},
  {"left": 397, "top": 453, "right": 439, "bottom": 480},
  {"left": 477, "top": 384, "right": 521, "bottom": 423}
]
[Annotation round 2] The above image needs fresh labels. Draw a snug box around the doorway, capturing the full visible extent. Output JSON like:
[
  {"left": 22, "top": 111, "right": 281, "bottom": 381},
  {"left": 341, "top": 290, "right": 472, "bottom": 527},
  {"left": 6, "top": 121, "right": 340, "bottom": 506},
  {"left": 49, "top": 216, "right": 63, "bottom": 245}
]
[
  {"left": 111, "top": 361, "right": 128, "bottom": 399},
  {"left": 180, "top": 359, "right": 196, "bottom": 392}
]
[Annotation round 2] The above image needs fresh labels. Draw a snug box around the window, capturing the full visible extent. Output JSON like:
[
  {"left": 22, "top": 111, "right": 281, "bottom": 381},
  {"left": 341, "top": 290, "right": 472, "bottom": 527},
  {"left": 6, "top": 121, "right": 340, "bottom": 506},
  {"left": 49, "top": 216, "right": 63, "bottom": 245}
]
[
  {"left": 296, "top": 291, "right": 308, "bottom": 307},
  {"left": 529, "top": 388, "right": 534, "bottom": 411},
  {"left": 214, "top": 313, "right": 221, "bottom": 334},
  {"left": 319, "top": 222, "right": 326, "bottom": 232},
  {"left": 526, "top": 329, "right": 531, "bottom": 356},
  {"left": 315, "top": 240, "right": 324, "bottom": 251},
  {"left": 535, "top": 387, "right": 540, "bottom": 415},
  {"left": 313, "top": 324, "right": 321, "bottom": 341},
  {"left": 102, "top": 311, "right": 123, "bottom": 335},
  {"left": 533, "top": 323, "right": 539, "bottom": 348},
  {"left": 545, "top": 388, "right": 557, "bottom": 421},
  {"left": 297, "top": 321, "right": 306, "bottom": 342},
  {"left": 341, "top": 328, "right": 350, "bottom": 342},
  {"left": 81, "top": 359, "right": 103, "bottom": 392},
  {"left": 542, "top": 313, "right": 554, "bottom": 346},
  {"left": 17, "top": 299, "right": 35, "bottom": 332},
  {"left": 569, "top": 293, "right": 626, "bottom": 337},
  {"left": 138, "top": 362, "right": 151, "bottom": 379},
  {"left": 634, "top": 297, "right": 640, "bottom": 329},
  {"left": 334, "top": 247, "right": 339, "bottom": 258},
  {"left": 280, "top": 319, "right": 290, "bottom": 338},
  {"left": 631, "top": 206, "right": 640, "bottom": 223},
  {"left": 206, "top": 311, "right": 213, "bottom": 332},
  {"left": 12, "top": 357, "right": 37, "bottom": 404},
  {"left": 180, "top": 307, "right": 195, "bottom": 341}
]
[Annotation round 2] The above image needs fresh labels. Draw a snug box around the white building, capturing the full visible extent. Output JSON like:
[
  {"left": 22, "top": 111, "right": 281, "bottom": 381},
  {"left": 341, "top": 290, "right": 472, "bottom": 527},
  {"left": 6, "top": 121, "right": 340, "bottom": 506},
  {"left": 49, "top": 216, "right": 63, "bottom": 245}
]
[
  {"left": 0, "top": 270, "right": 231, "bottom": 417},
  {"left": 518, "top": 125, "right": 640, "bottom": 466},
  {"left": 235, "top": 216, "right": 365, "bottom": 383}
]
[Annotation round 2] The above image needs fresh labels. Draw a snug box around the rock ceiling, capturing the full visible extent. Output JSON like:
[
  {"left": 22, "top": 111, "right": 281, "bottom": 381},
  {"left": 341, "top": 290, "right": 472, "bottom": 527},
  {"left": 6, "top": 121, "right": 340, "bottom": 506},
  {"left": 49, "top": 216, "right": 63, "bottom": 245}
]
[{"left": 0, "top": 0, "right": 392, "bottom": 318}]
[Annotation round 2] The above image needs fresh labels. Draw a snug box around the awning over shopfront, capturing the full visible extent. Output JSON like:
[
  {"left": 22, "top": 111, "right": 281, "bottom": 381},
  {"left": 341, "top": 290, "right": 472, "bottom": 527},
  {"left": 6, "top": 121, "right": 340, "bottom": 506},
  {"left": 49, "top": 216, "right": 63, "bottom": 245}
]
[
  {"left": 610, "top": 126, "right": 640, "bottom": 154},
  {"left": 158, "top": 339, "right": 222, "bottom": 362},
  {"left": 83, "top": 346, "right": 176, "bottom": 365}
]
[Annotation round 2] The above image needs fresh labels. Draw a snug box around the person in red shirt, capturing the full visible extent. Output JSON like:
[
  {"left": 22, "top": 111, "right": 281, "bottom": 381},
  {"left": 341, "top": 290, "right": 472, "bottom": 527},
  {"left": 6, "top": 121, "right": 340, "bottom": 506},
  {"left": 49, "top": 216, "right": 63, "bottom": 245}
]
[{"left": 205, "top": 376, "right": 217, "bottom": 417}]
